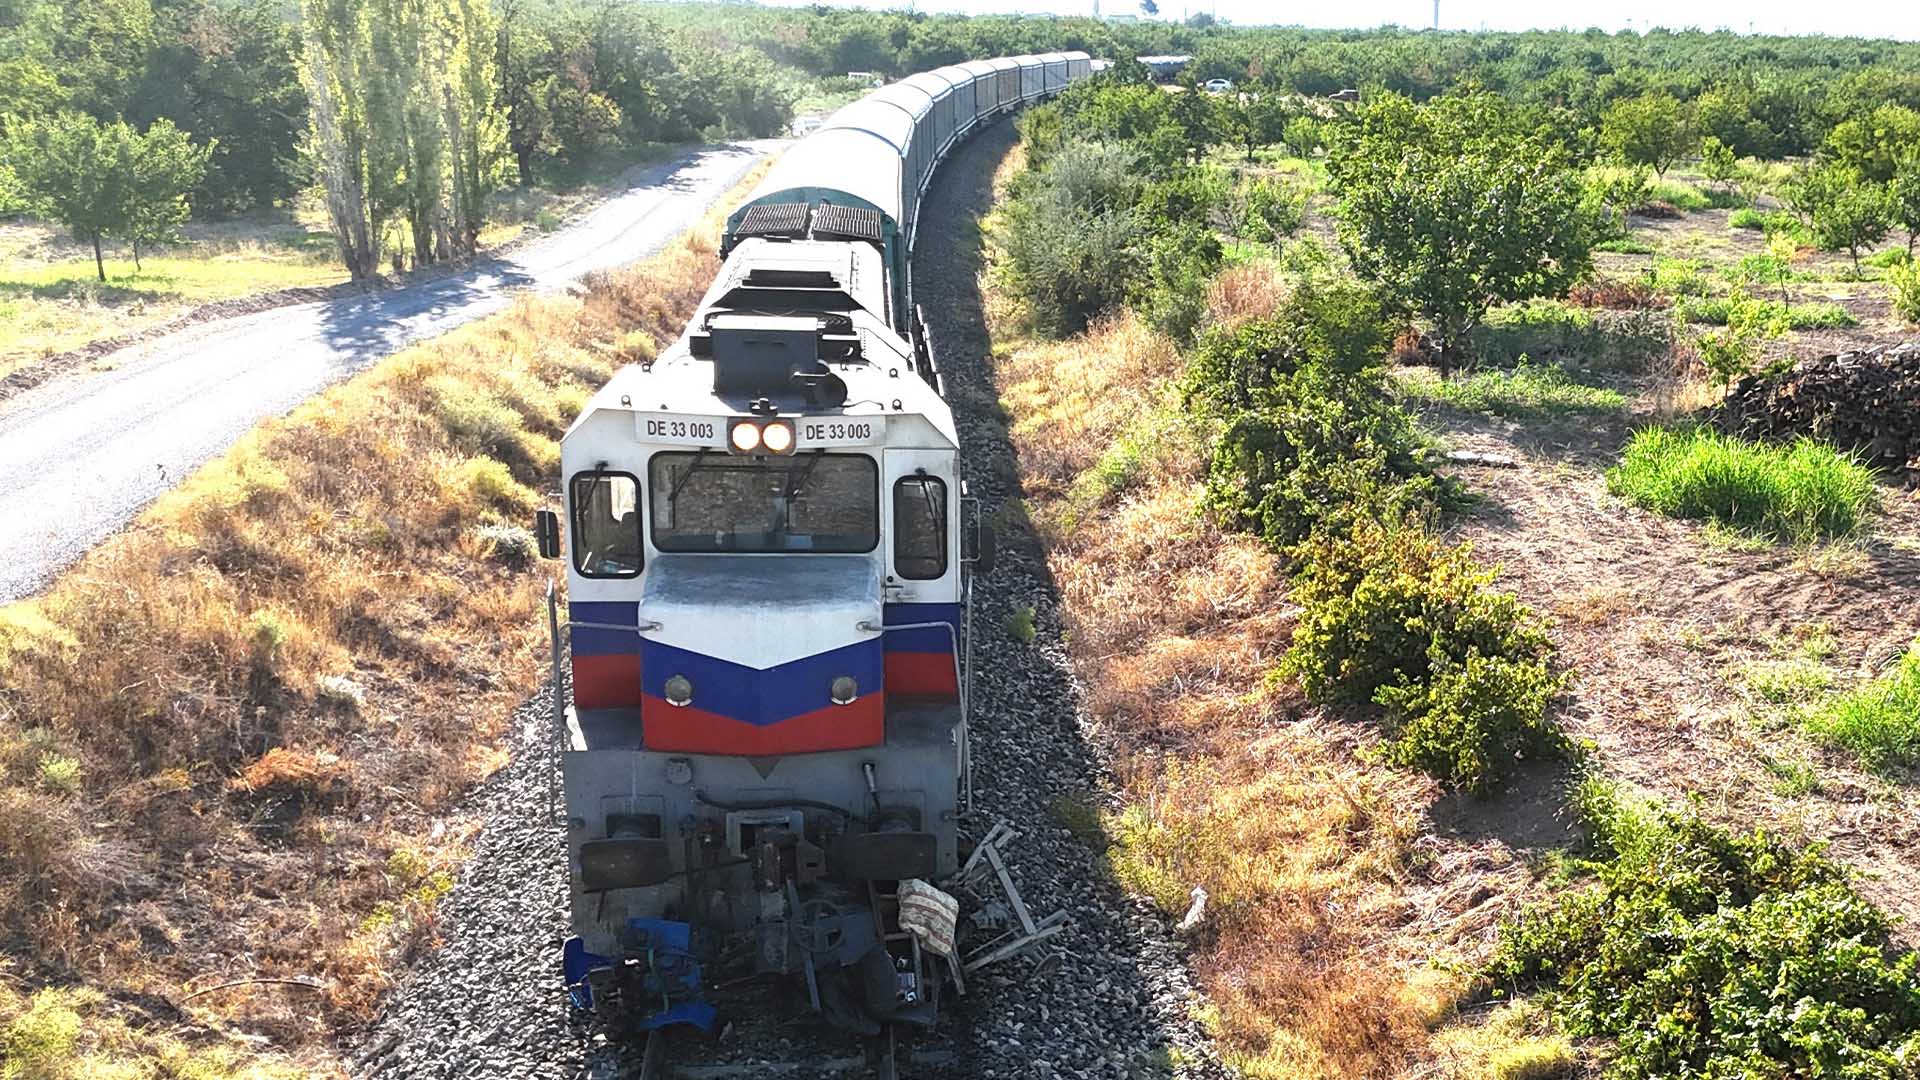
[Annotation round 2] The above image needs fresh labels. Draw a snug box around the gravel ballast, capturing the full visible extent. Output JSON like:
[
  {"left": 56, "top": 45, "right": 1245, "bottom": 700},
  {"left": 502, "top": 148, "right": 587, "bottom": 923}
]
[{"left": 350, "top": 119, "right": 1226, "bottom": 1080}]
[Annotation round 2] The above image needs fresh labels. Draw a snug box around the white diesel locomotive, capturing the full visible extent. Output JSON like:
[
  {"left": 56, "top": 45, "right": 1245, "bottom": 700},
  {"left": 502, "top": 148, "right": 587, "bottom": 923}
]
[{"left": 533, "top": 52, "right": 1092, "bottom": 1075}]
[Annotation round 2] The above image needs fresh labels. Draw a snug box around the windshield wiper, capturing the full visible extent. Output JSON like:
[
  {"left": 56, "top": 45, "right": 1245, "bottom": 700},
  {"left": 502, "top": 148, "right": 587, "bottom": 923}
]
[
  {"left": 784, "top": 449, "right": 826, "bottom": 499},
  {"left": 666, "top": 448, "right": 711, "bottom": 510}
]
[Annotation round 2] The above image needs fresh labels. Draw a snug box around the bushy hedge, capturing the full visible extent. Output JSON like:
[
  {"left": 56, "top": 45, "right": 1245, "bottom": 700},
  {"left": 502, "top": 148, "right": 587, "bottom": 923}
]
[
  {"left": 1494, "top": 784, "right": 1920, "bottom": 1079},
  {"left": 1284, "top": 516, "right": 1563, "bottom": 792},
  {"left": 1184, "top": 274, "right": 1562, "bottom": 793},
  {"left": 996, "top": 79, "right": 1225, "bottom": 342},
  {"left": 1188, "top": 278, "right": 1436, "bottom": 550}
]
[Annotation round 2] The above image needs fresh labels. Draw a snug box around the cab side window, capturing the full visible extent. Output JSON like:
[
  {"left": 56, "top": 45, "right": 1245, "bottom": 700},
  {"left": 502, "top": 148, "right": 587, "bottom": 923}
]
[
  {"left": 571, "top": 472, "right": 642, "bottom": 577},
  {"left": 893, "top": 474, "right": 947, "bottom": 580}
]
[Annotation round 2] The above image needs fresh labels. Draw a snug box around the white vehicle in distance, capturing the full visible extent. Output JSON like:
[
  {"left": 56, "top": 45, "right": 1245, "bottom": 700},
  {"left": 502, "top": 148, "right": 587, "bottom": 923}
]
[{"left": 1203, "top": 78, "right": 1233, "bottom": 93}]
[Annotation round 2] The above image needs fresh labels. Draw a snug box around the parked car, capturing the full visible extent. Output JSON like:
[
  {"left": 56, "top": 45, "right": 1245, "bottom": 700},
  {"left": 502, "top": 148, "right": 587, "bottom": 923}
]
[{"left": 1203, "top": 78, "right": 1233, "bottom": 93}]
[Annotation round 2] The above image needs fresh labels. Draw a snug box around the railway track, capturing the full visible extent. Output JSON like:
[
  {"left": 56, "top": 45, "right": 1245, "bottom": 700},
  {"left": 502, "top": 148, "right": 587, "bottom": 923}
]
[{"left": 350, "top": 119, "right": 1225, "bottom": 1080}]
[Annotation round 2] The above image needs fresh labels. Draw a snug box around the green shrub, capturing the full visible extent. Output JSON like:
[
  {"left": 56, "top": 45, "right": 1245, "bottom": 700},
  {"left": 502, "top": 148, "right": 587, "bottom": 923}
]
[
  {"left": 1398, "top": 360, "right": 1627, "bottom": 420},
  {"left": 1285, "top": 518, "right": 1560, "bottom": 792},
  {"left": 1492, "top": 788, "right": 1920, "bottom": 1080},
  {"left": 1192, "top": 286, "right": 1435, "bottom": 552},
  {"left": 1184, "top": 275, "right": 1397, "bottom": 417},
  {"left": 1375, "top": 647, "right": 1562, "bottom": 794},
  {"left": 1285, "top": 517, "right": 1553, "bottom": 706},
  {"left": 994, "top": 140, "right": 1148, "bottom": 337},
  {"left": 1137, "top": 220, "right": 1222, "bottom": 344},
  {"left": 1802, "top": 644, "right": 1920, "bottom": 772},
  {"left": 1686, "top": 288, "right": 1787, "bottom": 388},
  {"left": 1674, "top": 294, "right": 1856, "bottom": 330},
  {"left": 1887, "top": 252, "right": 1920, "bottom": 324},
  {"left": 1202, "top": 369, "right": 1434, "bottom": 552},
  {"left": 1593, "top": 237, "right": 1653, "bottom": 254},
  {"left": 1608, "top": 427, "right": 1875, "bottom": 543},
  {"left": 1235, "top": 173, "right": 1308, "bottom": 244}
]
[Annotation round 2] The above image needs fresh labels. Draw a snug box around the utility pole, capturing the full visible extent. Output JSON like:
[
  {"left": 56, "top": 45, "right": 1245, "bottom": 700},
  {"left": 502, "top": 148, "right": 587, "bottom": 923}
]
[{"left": 1432, "top": 0, "right": 1439, "bottom": 30}]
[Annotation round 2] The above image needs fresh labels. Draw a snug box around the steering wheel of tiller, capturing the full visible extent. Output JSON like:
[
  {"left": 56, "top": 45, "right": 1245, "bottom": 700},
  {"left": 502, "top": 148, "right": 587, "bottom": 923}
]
[{"left": 789, "top": 899, "right": 846, "bottom": 955}]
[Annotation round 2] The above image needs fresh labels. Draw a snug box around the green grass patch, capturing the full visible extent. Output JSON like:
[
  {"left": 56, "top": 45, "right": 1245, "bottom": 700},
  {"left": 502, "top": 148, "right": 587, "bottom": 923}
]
[
  {"left": 1593, "top": 237, "right": 1654, "bottom": 254},
  {"left": 1004, "top": 604, "right": 1037, "bottom": 644},
  {"left": 1758, "top": 752, "right": 1822, "bottom": 796},
  {"left": 1493, "top": 779, "right": 1920, "bottom": 1079},
  {"left": 0, "top": 250, "right": 341, "bottom": 374},
  {"left": 1862, "top": 247, "right": 1915, "bottom": 270},
  {"left": 1474, "top": 299, "right": 1671, "bottom": 370},
  {"left": 1607, "top": 427, "right": 1876, "bottom": 543},
  {"left": 1801, "top": 645, "right": 1920, "bottom": 773},
  {"left": 1649, "top": 256, "right": 1712, "bottom": 297},
  {"left": 1398, "top": 360, "right": 1627, "bottom": 421},
  {"left": 1726, "top": 206, "right": 1805, "bottom": 236},
  {"left": 1642, "top": 178, "right": 1719, "bottom": 212},
  {"left": 1674, "top": 294, "right": 1857, "bottom": 329}
]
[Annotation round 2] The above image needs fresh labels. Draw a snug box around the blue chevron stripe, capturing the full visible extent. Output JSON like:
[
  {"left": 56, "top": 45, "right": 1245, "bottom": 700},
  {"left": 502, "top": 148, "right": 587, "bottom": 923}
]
[{"left": 639, "top": 636, "right": 884, "bottom": 727}]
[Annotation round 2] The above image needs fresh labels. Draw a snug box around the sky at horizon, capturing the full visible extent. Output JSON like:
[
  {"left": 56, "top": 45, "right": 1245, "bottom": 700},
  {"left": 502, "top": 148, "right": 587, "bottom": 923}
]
[{"left": 749, "top": 0, "right": 1920, "bottom": 43}]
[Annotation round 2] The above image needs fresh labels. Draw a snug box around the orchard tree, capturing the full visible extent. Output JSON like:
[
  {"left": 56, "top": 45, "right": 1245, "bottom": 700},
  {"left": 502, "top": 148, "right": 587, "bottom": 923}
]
[
  {"left": 4, "top": 112, "right": 139, "bottom": 280},
  {"left": 1224, "top": 93, "right": 1289, "bottom": 161},
  {"left": 1600, "top": 92, "right": 1692, "bottom": 177},
  {"left": 1788, "top": 164, "right": 1891, "bottom": 274},
  {"left": 1169, "top": 77, "right": 1217, "bottom": 163},
  {"left": 1700, "top": 135, "right": 1738, "bottom": 194},
  {"left": 1888, "top": 149, "right": 1920, "bottom": 257},
  {"left": 1328, "top": 92, "right": 1598, "bottom": 373},
  {"left": 1821, "top": 104, "right": 1920, "bottom": 186},
  {"left": 125, "top": 118, "right": 212, "bottom": 269},
  {"left": 4, "top": 113, "right": 211, "bottom": 278}
]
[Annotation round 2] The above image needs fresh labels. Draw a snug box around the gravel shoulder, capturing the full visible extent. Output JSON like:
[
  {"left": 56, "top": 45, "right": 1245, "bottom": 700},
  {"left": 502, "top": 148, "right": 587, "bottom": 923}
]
[{"left": 348, "top": 121, "right": 1226, "bottom": 1080}]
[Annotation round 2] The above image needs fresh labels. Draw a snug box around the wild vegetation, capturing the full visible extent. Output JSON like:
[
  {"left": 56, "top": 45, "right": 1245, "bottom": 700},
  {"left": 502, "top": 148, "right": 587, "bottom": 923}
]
[
  {"left": 1494, "top": 780, "right": 1920, "bottom": 1079},
  {"left": 0, "top": 161, "right": 766, "bottom": 1077},
  {"left": 986, "top": 52, "right": 1920, "bottom": 1080}
]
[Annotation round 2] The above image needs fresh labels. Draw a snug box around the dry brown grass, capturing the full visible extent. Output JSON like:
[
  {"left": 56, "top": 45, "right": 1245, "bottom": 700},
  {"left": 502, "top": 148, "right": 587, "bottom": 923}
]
[
  {"left": 0, "top": 162, "right": 770, "bottom": 1074},
  {"left": 989, "top": 308, "right": 1546, "bottom": 1078},
  {"left": 1205, "top": 261, "right": 1291, "bottom": 330}
]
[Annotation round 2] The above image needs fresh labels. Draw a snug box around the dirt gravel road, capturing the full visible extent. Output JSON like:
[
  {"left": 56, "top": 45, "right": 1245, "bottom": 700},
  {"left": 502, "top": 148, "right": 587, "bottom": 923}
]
[{"left": 0, "top": 142, "right": 773, "bottom": 604}]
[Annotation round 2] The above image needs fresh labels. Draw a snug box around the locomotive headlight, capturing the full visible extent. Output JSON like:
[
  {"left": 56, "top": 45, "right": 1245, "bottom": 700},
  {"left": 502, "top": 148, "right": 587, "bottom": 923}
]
[
  {"left": 761, "top": 420, "right": 794, "bottom": 454},
  {"left": 830, "top": 675, "right": 859, "bottom": 705},
  {"left": 664, "top": 674, "right": 694, "bottom": 707},
  {"left": 728, "top": 421, "right": 761, "bottom": 453}
]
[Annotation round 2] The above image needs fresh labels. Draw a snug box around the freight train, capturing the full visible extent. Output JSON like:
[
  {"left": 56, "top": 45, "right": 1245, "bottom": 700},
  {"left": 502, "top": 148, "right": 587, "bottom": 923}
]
[{"left": 532, "top": 51, "right": 1093, "bottom": 1078}]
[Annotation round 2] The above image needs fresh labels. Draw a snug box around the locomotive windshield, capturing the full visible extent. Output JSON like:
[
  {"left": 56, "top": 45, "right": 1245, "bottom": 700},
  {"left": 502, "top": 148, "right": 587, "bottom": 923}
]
[{"left": 648, "top": 451, "right": 878, "bottom": 553}]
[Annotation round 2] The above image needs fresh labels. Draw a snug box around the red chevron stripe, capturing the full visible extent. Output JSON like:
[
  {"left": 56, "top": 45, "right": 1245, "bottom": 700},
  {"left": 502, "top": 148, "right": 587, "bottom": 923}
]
[{"left": 640, "top": 693, "right": 884, "bottom": 754}]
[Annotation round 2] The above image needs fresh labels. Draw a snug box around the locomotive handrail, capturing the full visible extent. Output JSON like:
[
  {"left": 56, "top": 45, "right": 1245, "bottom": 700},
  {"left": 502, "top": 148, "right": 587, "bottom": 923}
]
[
  {"left": 857, "top": 615, "right": 972, "bottom": 811},
  {"left": 567, "top": 618, "right": 664, "bottom": 633}
]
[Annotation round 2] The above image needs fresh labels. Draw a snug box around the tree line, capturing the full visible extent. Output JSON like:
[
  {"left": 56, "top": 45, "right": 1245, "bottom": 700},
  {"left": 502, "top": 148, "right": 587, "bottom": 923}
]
[
  {"left": 6, "top": 2, "right": 1920, "bottom": 281},
  {"left": 0, "top": 0, "right": 802, "bottom": 280}
]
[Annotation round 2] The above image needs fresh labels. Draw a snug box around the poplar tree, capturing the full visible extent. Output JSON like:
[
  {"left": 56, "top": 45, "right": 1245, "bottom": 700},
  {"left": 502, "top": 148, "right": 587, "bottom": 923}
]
[{"left": 301, "top": 0, "right": 505, "bottom": 280}]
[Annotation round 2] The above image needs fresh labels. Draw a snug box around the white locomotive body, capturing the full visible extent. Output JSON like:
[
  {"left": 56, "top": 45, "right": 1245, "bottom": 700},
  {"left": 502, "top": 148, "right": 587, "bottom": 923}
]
[{"left": 545, "top": 51, "right": 1091, "bottom": 1067}]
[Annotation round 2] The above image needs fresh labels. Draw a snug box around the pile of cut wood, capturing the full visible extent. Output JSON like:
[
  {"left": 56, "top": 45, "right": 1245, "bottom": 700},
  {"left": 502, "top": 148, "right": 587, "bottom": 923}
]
[{"left": 1715, "top": 342, "right": 1920, "bottom": 476}]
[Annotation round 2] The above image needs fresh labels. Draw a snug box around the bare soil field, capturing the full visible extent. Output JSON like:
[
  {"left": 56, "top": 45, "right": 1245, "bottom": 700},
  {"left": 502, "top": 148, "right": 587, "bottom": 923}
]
[{"left": 1420, "top": 383, "right": 1920, "bottom": 939}]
